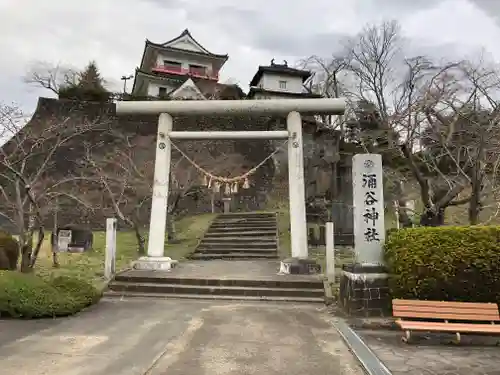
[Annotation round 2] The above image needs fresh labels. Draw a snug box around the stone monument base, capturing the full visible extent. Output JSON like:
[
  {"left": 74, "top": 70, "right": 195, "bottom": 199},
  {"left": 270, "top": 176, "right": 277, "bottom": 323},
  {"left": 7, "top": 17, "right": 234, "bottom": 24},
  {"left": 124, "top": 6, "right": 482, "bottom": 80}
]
[
  {"left": 278, "top": 257, "right": 321, "bottom": 275},
  {"left": 132, "top": 256, "right": 178, "bottom": 271},
  {"left": 339, "top": 263, "right": 391, "bottom": 317}
]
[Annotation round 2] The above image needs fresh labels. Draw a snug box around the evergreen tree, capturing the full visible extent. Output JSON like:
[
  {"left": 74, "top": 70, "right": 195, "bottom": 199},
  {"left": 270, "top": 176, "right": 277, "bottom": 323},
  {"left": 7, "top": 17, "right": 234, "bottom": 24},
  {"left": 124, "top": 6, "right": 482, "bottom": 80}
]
[
  {"left": 58, "top": 60, "right": 111, "bottom": 102},
  {"left": 77, "top": 61, "right": 106, "bottom": 91}
]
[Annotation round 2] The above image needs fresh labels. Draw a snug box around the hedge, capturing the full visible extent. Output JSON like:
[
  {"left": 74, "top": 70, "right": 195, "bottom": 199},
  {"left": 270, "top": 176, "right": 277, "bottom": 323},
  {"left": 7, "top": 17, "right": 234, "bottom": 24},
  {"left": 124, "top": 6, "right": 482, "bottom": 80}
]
[
  {"left": 0, "top": 271, "right": 102, "bottom": 319},
  {"left": 384, "top": 225, "right": 500, "bottom": 303}
]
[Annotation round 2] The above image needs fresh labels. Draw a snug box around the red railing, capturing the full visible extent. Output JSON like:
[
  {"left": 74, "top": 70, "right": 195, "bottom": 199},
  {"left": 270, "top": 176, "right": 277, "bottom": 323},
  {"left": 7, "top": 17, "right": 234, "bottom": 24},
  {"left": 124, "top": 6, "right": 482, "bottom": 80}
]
[{"left": 151, "top": 64, "right": 218, "bottom": 80}]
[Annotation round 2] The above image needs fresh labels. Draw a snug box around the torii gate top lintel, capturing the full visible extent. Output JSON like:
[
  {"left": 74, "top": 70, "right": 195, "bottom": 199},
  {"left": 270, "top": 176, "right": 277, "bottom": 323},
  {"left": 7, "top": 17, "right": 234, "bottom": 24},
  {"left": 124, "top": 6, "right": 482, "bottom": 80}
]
[{"left": 115, "top": 98, "right": 346, "bottom": 116}]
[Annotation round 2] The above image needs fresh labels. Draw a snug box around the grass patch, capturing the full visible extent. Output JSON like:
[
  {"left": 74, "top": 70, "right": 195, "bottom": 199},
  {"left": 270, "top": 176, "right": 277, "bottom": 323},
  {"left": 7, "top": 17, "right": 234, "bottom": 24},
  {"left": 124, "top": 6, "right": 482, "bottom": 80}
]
[{"left": 34, "top": 213, "right": 216, "bottom": 288}]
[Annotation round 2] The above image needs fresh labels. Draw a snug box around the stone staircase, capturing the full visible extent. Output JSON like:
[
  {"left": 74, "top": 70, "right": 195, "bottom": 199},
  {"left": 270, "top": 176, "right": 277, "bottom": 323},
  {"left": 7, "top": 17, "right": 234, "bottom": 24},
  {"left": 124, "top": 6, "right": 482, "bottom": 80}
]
[
  {"left": 189, "top": 212, "right": 279, "bottom": 260},
  {"left": 105, "top": 212, "right": 326, "bottom": 303},
  {"left": 106, "top": 268, "right": 325, "bottom": 303}
]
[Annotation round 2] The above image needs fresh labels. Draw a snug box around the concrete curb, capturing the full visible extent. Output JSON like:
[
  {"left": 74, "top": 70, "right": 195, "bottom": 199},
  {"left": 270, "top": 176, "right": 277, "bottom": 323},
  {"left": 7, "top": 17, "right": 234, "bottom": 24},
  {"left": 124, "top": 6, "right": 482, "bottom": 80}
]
[{"left": 332, "top": 318, "right": 392, "bottom": 375}]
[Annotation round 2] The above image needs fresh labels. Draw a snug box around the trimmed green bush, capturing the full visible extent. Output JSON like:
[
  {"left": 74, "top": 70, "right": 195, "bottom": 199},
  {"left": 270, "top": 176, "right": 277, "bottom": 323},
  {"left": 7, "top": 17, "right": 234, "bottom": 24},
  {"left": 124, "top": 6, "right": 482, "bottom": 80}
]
[
  {"left": 50, "top": 275, "right": 102, "bottom": 306},
  {"left": 0, "top": 271, "right": 101, "bottom": 318},
  {"left": 384, "top": 225, "right": 500, "bottom": 303}
]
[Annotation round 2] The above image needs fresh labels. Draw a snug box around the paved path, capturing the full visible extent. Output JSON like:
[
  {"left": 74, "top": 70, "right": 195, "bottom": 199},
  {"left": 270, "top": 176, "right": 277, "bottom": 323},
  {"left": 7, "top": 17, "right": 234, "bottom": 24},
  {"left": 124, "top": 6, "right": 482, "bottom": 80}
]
[
  {"left": 0, "top": 298, "right": 363, "bottom": 375},
  {"left": 358, "top": 329, "right": 500, "bottom": 375}
]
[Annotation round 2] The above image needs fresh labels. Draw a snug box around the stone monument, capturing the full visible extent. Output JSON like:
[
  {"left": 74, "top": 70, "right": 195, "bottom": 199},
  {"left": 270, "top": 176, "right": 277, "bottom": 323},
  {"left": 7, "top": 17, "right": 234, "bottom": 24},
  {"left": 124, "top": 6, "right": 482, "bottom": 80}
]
[{"left": 339, "top": 154, "right": 391, "bottom": 316}]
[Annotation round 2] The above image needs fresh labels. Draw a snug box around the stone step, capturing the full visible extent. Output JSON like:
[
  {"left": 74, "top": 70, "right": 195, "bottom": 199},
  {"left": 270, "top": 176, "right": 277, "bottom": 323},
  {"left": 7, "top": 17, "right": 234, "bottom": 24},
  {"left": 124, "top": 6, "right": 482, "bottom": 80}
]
[
  {"left": 201, "top": 237, "right": 277, "bottom": 243},
  {"left": 103, "top": 291, "right": 325, "bottom": 304},
  {"left": 107, "top": 281, "right": 324, "bottom": 299},
  {"left": 189, "top": 253, "right": 279, "bottom": 260},
  {"left": 114, "top": 273, "right": 324, "bottom": 289},
  {"left": 204, "top": 231, "right": 277, "bottom": 238},
  {"left": 212, "top": 218, "right": 277, "bottom": 224},
  {"left": 209, "top": 225, "right": 277, "bottom": 231},
  {"left": 195, "top": 247, "right": 278, "bottom": 254},
  {"left": 197, "top": 242, "right": 277, "bottom": 249},
  {"left": 217, "top": 213, "right": 276, "bottom": 218},
  {"left": 207, "top": 226, "right": 277, "bottom": 232}
]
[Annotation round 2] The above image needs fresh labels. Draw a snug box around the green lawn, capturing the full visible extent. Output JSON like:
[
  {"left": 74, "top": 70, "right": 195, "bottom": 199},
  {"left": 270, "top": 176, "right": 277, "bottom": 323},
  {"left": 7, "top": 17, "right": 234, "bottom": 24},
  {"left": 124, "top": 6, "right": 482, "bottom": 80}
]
[{"left": 34, "top": 213, "right": 216, "bottom": 288}]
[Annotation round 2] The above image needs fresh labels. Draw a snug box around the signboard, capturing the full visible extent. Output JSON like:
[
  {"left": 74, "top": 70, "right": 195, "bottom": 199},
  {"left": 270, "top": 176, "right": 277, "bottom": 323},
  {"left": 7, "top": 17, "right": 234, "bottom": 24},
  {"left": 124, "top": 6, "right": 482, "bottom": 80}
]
[
  {"left": 57, "top": 230, "right": 72, "bottom": 252},
  {"left": 352, "top": 154, "right": 385, "bottom": 265}
]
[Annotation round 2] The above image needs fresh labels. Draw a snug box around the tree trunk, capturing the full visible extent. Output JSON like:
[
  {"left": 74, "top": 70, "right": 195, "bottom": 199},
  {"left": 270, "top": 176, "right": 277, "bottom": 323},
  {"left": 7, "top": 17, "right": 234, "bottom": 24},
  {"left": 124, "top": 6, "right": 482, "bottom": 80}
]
[
  {"left": 468, "top": 198, "right": 480, "bottom": 225},
  {"left": 133, "top": 223, "right": 146, "bottom": 255},
  {"left": 397, "top": 200, "right": 413, "bottom": 228},
  {"left": 420, "top": 207, "right": 445, "bottom": 226},
  {"left": 20, "top": 244, "right": 32, "bottom": 273},
  {"left": 468, "top": 163, "right": 482, "bottom": 225},
  {"left": 29, "top": 226, "right": 45, "bottom": 269},
  {"left": 166, "top": 215, "right": 176, "bottom": 242}
]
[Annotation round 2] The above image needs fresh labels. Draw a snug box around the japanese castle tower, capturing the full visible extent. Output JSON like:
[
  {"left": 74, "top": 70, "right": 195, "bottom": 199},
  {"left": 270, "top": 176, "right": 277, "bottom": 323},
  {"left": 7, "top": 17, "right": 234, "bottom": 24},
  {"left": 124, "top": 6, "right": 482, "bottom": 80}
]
[{"left": 131, "top": 29, "right": 317, "bottom": 100}]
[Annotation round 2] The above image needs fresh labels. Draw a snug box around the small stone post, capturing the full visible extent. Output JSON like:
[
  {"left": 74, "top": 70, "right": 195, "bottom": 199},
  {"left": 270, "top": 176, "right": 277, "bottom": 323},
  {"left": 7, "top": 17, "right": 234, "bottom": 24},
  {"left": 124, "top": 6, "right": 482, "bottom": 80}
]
[
  {"left": 104, "top": 218, "right": 117, "bottom": 280},
  {"left": 339, "top": 154, "right": 390, "bottom": 317},
  {"left": 325, "top": 221, "right": 335, "bottom": 283},
  {"left": 222, "top": 197, "right": 232, "bottom": 213}
]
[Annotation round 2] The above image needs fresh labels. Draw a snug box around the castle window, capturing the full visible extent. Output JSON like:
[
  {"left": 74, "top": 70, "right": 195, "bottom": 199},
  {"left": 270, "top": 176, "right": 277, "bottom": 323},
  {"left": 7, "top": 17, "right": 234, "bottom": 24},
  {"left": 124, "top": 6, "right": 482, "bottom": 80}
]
[
  {"left": 279, "top": 80, "right": 287, "bottom": 89},
  {"left": 158, "top": 87, "right": 167, "bottom": 96}
]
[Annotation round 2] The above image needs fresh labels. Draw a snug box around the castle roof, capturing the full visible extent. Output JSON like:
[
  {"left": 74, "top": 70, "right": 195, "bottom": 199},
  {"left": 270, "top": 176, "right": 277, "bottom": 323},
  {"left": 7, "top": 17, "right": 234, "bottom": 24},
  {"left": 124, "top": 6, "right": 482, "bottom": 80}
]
[
  {"left": 249, "top": 60, "right": 312, "bottom": 87},
  {"left": 145, "top": 29, "right": 228, "bottom": 60}
]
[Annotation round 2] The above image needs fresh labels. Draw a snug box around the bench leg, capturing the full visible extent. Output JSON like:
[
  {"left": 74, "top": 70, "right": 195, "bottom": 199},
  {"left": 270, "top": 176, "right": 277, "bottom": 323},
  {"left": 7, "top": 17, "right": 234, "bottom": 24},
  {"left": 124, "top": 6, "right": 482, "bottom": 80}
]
[
  {"left": 452, "top": 332, "right": 461, "bottom": 345},
  {"left": 401, "top": 330, "right": 411, "bottom": 343}
]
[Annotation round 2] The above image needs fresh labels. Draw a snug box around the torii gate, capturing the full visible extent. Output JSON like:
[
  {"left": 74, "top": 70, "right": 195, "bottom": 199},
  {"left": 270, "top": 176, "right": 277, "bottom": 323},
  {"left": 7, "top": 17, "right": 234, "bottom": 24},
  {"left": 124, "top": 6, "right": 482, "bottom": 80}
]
[{"left": 116, "top": 98, "right": 346, "bottom": 270}]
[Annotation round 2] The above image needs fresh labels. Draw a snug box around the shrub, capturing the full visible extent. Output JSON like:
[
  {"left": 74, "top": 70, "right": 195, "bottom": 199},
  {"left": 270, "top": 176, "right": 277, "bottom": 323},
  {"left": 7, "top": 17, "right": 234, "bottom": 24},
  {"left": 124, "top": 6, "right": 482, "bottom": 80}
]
[
  {"left": 50, "top": 275, "right": 102, "bottom": 306},
  {"left": 0, "top": 271, "right": 101, "bottom": 318},
  {"left": 0, "top": 231, "right": 19, "bottom": 270},
  {"left": 384, "top": 225, "right": 500, "bottom": 303}
]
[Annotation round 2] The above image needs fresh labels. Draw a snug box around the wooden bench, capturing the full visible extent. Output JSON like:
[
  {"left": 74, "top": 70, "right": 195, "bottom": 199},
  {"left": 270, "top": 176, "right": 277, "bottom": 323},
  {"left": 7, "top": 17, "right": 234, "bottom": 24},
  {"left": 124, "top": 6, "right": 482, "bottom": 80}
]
[{"left": 392, "top": 299, "right": 500, "bottom": 344}]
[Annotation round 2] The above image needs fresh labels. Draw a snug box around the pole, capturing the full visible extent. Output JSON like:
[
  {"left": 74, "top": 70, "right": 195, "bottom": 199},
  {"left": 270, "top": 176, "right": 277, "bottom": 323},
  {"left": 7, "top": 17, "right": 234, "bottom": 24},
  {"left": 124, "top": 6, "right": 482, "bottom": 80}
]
[
  {"left": 52, "top": 197, "right": 59, "bottom": 267},
  {"left": 104, "top": 218, "right": 117, "bottom": 280},
  {"left": 146, "top": 113, "right": 172, "bottom": 257},
  {"left": 287, "top": 111, "right": 308, "bottom": 258},
  {"left": 326, "top": 221, "right": 335, "bottom": 283}
]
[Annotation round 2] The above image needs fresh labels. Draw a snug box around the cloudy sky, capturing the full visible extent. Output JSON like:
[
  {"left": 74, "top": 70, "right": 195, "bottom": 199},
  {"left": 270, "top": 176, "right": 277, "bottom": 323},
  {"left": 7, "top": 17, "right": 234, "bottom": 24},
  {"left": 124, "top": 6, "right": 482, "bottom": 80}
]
[{"left": 0, "top": 0, "right": 499, "bottom": 112}]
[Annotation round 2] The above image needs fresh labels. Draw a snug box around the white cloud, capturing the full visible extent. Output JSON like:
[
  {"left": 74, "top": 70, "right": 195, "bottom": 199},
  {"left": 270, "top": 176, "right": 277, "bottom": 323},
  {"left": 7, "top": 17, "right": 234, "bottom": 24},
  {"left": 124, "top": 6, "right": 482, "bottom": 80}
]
[{"left": 0, "top": 0, "right": 498, "bottom": 112}]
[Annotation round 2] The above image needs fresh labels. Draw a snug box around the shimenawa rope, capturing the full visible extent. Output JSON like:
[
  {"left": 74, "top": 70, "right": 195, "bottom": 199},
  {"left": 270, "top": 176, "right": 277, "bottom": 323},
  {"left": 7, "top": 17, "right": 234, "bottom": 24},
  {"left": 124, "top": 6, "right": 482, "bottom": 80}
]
[{"left": 169, "top": 139, "right": 288, "bottom": 189}]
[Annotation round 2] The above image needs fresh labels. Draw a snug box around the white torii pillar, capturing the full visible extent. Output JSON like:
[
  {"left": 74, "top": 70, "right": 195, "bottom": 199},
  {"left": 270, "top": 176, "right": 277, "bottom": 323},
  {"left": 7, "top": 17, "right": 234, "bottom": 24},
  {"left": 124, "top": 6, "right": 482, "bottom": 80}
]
[{"left": 116, "top": 98, "right": 346, "bottom": 271}]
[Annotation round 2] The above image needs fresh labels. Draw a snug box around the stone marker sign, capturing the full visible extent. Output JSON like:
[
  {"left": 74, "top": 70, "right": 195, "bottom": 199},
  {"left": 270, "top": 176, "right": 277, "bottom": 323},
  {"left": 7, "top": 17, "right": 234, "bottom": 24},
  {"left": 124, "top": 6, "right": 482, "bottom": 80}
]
[
  {"left": 352, "top": 153, "right": 385, "bottom": 265},
  {"left": 57, "top": 230, "right": 72, "bottom": 252},
  {"left": 53, "top": 227, "right": 93, "bottom": 253},
  {"left": 339, "top": 153, "right": 390, "bottom": 317}
]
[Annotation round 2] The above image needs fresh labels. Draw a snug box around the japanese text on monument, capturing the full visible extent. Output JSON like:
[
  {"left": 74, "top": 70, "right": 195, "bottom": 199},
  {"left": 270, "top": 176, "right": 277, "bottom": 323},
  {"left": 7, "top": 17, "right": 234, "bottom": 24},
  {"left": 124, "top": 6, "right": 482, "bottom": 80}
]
[
  {"left": 361, "top": 160, "right": 380, "bottom": 242},
  {"left": 352, "top": 153, "right": 385, "bottom": 265}
]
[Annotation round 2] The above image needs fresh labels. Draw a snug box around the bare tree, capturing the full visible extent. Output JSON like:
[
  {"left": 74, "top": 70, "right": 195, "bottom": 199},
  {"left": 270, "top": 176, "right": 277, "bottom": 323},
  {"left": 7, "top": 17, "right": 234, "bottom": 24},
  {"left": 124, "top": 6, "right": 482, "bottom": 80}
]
[
  {"left": 406, "top": 59, "right": 500, "bottom": 225},
  {"left": 78, "top": 132, "right": 154, "bottom": 255},
  {"left": 298, "top": 55, "right": 350, "bottom": 127},
  {"left": 304, "top": 20, "right": 494, "bottom": 226},
  {"left": 0, "top": 104, "right": 101, "bottom": 271},
  {"left": 24, "top": 61, "right": 78, "bottom": 95},
  {"left": 79, "top": 134, "right": 247, "bottom": 250}
]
